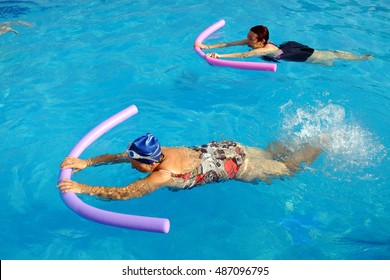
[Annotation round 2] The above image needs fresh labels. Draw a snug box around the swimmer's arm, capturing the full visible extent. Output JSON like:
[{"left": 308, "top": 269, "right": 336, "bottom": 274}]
[
  {"left": 215, "top": 47, "right": 275, "bottom": 58},
  {"left": 85, "top": 152, "right": 130, "bottom": 166},
  {"left": 58, "top": 172, "right": 168, "bottom": 200},
  {"left": 195, "top": 39, "right": 247, "bottom": 50},
  {"left": 61, "top": 152, "right": 129, "bottom": 173},
  {"left": 207, "top": 44, "right": 279, "bottom": 59}
]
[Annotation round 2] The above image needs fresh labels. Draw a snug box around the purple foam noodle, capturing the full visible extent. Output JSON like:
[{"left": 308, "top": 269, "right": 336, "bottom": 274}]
[
  {"left": 58, "top": 105, "right": 170, "bottom": 233},
  {"left": 194, "top": 19, "right": 277, "bottom": 72}
]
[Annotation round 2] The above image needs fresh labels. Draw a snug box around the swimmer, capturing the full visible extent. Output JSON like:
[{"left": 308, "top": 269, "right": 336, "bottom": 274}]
[
  {"left": 0, "top": 21, "right": 33, "bottom": 35},
  {"left": 195, "top": 25, "right": 373, "bottom": 66},
  {"left": 58, "top": 133, "right": 321, "bottom": 200}
]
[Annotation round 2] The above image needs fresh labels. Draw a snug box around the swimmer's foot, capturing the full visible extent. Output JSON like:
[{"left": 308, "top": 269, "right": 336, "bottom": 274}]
[{"left": 359, "top": 54, "right": 374, "bottom": 60}]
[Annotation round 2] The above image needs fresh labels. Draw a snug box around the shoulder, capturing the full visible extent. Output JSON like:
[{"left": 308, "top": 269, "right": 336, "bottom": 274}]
[
  {"left": 147, "top": 169, "right": 172, "bottom": 185},
  {"left": 264, "top": 42, "right": 279, "bottom": 51},
  {"left": 126, "top": 172, "right": 170, "bottom": 191},
  {"left": 248, "top": 45, "right": 278, "bottom": 56},
  {"left": 248, "top": 43, "right": 280, "bottom": 57}
]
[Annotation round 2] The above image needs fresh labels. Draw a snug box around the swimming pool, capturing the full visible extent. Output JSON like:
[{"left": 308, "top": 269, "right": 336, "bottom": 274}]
[{"left": 0, "top": 0, "right": 389, "bottom": 260}]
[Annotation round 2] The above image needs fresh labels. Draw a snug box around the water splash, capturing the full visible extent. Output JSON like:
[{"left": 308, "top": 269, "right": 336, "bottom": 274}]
[{"left": 279, "top": 102, "right": 386, "bottom": 179}]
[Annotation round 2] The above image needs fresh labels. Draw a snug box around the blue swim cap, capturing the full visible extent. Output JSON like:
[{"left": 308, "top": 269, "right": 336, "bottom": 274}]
[{"left": 127, "top": 133, "right": 162, "bottom": 164}]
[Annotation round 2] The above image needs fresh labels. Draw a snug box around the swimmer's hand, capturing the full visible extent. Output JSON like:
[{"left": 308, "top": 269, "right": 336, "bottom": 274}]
[
  {"left": 205, "top": 52, "right": 221, "bottom": 59},
  {"left": 57, "top": 178, "right": 86, "bottom": 194},
  {"left": 60, "top": 156, "right": 88, "bottom": 174},
  {"left": 194, "top": 42, "right": 210, "bottom": 49}
]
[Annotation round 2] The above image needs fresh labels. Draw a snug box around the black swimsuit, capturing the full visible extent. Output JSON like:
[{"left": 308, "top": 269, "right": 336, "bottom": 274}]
[{"left": 263, "top": 41, "right": 314, "bottom": 62}]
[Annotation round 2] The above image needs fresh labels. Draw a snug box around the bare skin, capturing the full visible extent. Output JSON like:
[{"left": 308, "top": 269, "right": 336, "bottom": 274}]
[
  {"left": 58, "top": 142, "right": 321, "bottom": 200},
  {"left": 0, "top": 21, "right": 33, "bottom": 35},
  {"left": 196, "top": 30, "right": 373, "bottom": 66}
]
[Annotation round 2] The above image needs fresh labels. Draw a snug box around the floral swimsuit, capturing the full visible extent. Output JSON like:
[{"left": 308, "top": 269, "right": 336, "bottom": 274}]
[{"left": 160, "top": 140, "right": 246, "bottom": 189}]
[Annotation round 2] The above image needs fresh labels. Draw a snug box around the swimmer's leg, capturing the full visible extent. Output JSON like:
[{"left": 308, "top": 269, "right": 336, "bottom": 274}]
[
  {"left": 0, "top": 26, "right": 18, "bottom": 35},
  {"left": 1, "top": 21, "right": 32, "bottom": 36},
  {"left": 236, "top": 143, "right": 321, "bottom": 184},
  {"left": 14, "top": 21, "right": 33, "bottom": 27},
  {"left": 266, "top": 141, "right": 321, "bottom": 172},
  {"left": 243, "top": 146, "right": 273, "bottom": 160},
  {"left": 266, "top": 142, "right": 293, "bottom": 162},
  {"left": 236, "top": 145, "right": 290, "bottom": 184},
  {"left": 283, "top": 144, "right": 322, "bottom": 173},
  {"left": 2, "top": 21, "right": 33, "bottom": 27},
  {"left": 307, "top": 50, "right": 373, "bottom": 66},
  {"left": 235, "top": 158, "right": 290, "bottom": 184},
  {"left": 331, "top": 50, "right": 373, "bottom": 60}
]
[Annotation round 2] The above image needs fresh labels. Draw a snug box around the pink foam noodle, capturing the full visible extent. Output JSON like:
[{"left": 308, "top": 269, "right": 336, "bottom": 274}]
[{"left": 58, "top": 104, "right": 170, "bottom": 233}]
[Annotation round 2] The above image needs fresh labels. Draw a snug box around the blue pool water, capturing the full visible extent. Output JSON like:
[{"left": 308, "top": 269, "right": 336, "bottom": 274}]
[{"left": 0, "top": 0, "right": 389, "bottom": 260}]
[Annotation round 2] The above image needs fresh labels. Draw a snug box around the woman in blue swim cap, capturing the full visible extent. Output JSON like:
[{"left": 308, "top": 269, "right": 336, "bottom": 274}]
[{"left": 58, "top": 133, "right": 322, "bottom": 200}]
